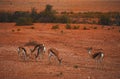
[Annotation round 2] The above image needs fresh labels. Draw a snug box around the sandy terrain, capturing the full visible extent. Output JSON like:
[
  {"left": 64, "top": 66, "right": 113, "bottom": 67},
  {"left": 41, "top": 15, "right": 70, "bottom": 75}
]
[
  {"left": 0, "top": 23, "right": 120, "bottom": 79},
  {"left": 0, "top": 0, "right": 120, "bottom": 12}
]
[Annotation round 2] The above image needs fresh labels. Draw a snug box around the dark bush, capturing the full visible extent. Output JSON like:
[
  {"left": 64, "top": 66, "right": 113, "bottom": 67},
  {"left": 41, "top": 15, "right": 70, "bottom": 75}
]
[
  {"left": 99, "top": 15, "right": 111, "bottom": 25},
  {"left": 73, "top": 25, "right": 80, "bottom": 29},
  {"left": 0, "top": 12, "right": 13, "bottom": 22},
  {"left": 51, "top": 25, "right": 59, "bottom": 29},
  {"left": 31, "top": 8, "right": 38, "bottom": 22},
  {"left": 16, "top": 17, "right": 33, "bottom": 26},
  {"left": 65, "top": 24, "right": 71, "bottom": 29},
  {"left": 83, "top": 26, "right": 89, "bottom": 30},
  {"left": 115, "top": 14, "right": 120, "bottom": 26},
  {"left": 38, "top": 4, "right": 57, "bottom": 23},
  {"left": 58, "top": 15, "right": 71, "bottom": 23},
  {"left": 13, "top": 11, "right": 30, "bottom": 22}
]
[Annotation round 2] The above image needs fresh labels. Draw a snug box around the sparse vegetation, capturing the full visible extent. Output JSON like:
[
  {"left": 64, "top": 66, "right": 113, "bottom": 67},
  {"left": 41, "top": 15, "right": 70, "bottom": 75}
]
[
  {"left": 73, "top": 25, "right": 80, "bottom": 29},
  {"left": 83, "top": 26, "right": 89, "bottom": 30},
  {"left": 0, "top": 4, "right": 120, "bottom": 25},
  {"left": 51, "top": 25, "right": 59, "bottom": 29},
  {"left": 58, "top": 14, "right": 71, "bottom": 23},
  {"left": 65, "top": 24, "right": 71, "bottom": 29},
  {"left": 38, "top": 4, "right": 57, "bottom": 23},
  {"left": 99, "top": 15, "right": 111, "bottom": 25},
  {"left": 115, "top": 13, "right": 120, "bottom": 26}
]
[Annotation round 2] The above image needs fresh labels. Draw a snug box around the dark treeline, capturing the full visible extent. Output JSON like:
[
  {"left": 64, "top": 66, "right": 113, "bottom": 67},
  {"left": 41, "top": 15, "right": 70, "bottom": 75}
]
[{"left": 0, "top": 4, "right": 120, "bottom": 26}]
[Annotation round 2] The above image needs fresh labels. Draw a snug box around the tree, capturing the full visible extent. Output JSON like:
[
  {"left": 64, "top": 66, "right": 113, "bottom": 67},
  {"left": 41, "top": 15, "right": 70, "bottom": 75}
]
[
  {"left": 45, "top": 4, "right": 52, "bottom": 12},
  {"left": 31, "top": 7, "right": 38, "bottom": 22},
  {"left": 38, "top": 4, "right": 57, "bottom": 23},
  {"left": 13, "top": 11, "right": 30, "bottom": 22}
]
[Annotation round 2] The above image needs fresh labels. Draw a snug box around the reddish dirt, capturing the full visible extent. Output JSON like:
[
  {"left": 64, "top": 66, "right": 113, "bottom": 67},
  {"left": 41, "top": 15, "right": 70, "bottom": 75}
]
[
  {"left": 0, "top": 1, "right": 120, "bottom": 12},
  {"left": 0, "top": 23, "right": 120, "bottom": 79}
]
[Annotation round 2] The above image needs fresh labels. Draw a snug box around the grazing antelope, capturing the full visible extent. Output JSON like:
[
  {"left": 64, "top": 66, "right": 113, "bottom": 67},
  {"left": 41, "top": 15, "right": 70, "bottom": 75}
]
[
  {"left": 30, "top": 44, "right": 46, "bottom": 61},
  {"left": 48, "top": 48, "right": 62, "bottom": 64},
  {"left": 17, "top": 47, "right": 28, "bottom": 61},
  {"left": 88, "top": 47, "right": 104, "bottom": 62},
  {"left": 87, "top": 47, "right": 104, "bottom": 63}
]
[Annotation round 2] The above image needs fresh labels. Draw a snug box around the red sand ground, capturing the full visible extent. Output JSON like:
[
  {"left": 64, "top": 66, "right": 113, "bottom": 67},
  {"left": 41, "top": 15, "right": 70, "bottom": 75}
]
[{"left": 0, "top": 23, "right": 120, "bottom": 79}]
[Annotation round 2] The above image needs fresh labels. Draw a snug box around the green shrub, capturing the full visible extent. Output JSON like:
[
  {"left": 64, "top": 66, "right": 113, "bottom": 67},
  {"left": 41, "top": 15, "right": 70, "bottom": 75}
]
[
  {"left": 73, "top": 25, "right": 80, "bottom": 29},
  {"left": 16, "top": 17, "right": 33, "bottom": 26},
  {"left": 65, "top": 24, "right": 71, "bottom": 29},
  {"left": 83, "top": 26, "right": 89, "bottom": 30},
  {"left": 51, "top": 25, "right": 59, "bottom": 29}
]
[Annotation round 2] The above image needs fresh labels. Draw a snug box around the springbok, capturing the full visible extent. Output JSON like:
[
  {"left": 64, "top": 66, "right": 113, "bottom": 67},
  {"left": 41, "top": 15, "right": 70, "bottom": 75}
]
[
  {"left": 30, "top": 44, "right": 46, "bottom": 61},
  {"left": 17, "top": 47, "right": 29, "bottom": 61},
  {"left": 87, "top": 47, "right": 104, "bottom": 69},
  {"left": 48, "top": 48, "right": 62, "bottom": 64},
  {"left": 87, "top": 47, "right": 104, "bottom": 63}
]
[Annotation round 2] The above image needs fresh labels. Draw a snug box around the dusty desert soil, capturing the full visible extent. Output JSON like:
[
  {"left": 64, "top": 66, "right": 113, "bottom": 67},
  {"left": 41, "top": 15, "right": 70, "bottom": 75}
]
[
  {"left": 0, "top": 23, "right": 120, "bottom": 79},
  {"left": 0, "top": 0, "right": 120, "bottom": 12}
]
